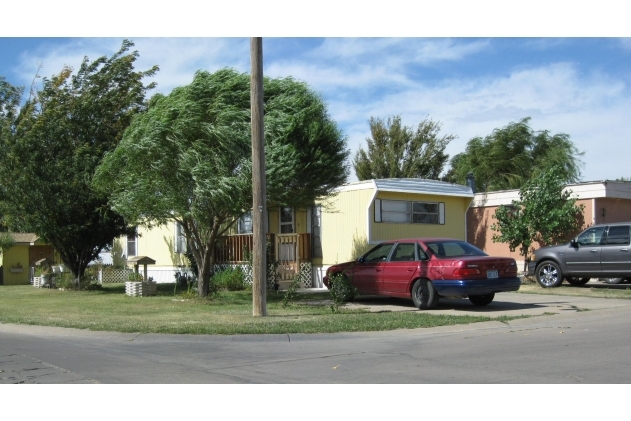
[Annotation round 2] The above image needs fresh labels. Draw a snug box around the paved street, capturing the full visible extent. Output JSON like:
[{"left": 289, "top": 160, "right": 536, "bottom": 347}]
[{"left": 2, "top": 290, "right": 631, "bottom": 383}]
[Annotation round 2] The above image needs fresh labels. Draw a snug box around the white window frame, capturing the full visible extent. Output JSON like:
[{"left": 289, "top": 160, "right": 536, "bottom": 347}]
[
  {"left": 174, "top": 222, "right": 187, "bottom": 253},
  {"left": 126, "top": 230, "right": 138, "bottom": 257},
  {"left": 279, "top": 207, "right": 295, "bottom": 234},
  {"left": 309, "top": 205, "right": 323, "bottom": 258},
  {"left": 238, "top": 211, "right": 253, "bottom": 234},
  {"left": 374, "top": 199, "right": 445, "bottom": 225}
]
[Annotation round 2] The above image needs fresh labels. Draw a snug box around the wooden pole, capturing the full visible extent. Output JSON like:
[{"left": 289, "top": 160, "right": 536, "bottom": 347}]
[{"left": 251, "top": 37, "right": 267, "bottom": 317}]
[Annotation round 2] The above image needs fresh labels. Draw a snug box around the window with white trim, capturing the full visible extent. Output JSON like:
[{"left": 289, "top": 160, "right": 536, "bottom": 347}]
[
  {"left": 374, "top": 199, "right": 444, "bottom": 225},
  {"left": 238, "top": 211, "right": 253, "bottom": 234},
  {"left": 175, "top": 222, "right": 187, "bottom": 253},
  {"left": 311, "top": 205, "right": 322, "bottom": 258},
  {"left": 126, "top": 229, "right": 137, "bottom": 257}
]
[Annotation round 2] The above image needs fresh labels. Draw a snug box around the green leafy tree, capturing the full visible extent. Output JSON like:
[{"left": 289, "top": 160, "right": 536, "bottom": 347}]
[
  {"left": 353, "top": 115, "right": 453, "bottom": 180},
  {"left": 0, "top": 232, "right": 14, "bottom": 256},
  {"left": 445, "top": 117, "right": 584, "bottom": 192},
  {"left": 93, "top": 68, "right": 349, "bottom": 297},
  {"left": 0, "top": 40, "right": 158, "bottom": 281},
  {"left": 491, "top": 166, "right": 585, "bottom": 270}
]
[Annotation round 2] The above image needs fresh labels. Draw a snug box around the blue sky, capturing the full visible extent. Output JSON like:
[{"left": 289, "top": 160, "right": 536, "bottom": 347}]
[{"left": 2, "top": 4, "right": 630, "bottom": 184}]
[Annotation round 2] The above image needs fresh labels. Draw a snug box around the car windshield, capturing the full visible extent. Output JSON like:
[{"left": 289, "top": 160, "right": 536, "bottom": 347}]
[{"left": 424, "top": 241, "right": 488, "bottom": 258}]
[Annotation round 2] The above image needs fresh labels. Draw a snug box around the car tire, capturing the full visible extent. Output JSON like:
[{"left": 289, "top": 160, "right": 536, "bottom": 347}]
[
  {"left": 536, "top": 261, "right": 564, "bottom": 288},
  {"left": 565, "top": 277, "right": 591, "bottom": 286},
  {"left": 468, "top": 293, "right": 495, "bottom": 306},
  {"left": 599, "top": 277, "right": 624, "bottom": 284},
  {"left": 412, "top": 279, "right": 439, "bottom": 310}
]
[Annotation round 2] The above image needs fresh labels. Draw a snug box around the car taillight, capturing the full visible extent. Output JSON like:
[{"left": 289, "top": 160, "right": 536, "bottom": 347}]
[
  {"left": 504, "top": 265, "right": 517, "bottom": 274},
  {"left": 453, "top": 268, "right": 481, "bottom": 276}
]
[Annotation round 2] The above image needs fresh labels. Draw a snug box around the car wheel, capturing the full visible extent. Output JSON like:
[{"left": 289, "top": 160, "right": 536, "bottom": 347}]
[
  {"left": 468, "top": 293, "right": 495, "bottom": 306},
  {"left": 599, "top": 277, "right": 624, "bottom": 284},
  {"left": 412, "top": 279, "right": 439, "bottom": 310},
  {"left": 536, "top": 261, "right": 564, "bottom": 288},
  {"left": 565, "top": 277, "right": 591, "bottom": 286}
]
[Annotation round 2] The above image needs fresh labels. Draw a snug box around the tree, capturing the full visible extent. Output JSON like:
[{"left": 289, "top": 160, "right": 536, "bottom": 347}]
[
  {"left": 0, "top": 40, "right": 158, "bottom": 281},
  {"left": 491, "top": 166, "right": 585, "bottom": 270},
  {"left": 0, "top": 232, "right": 14, "bottom": 256},
  {"left": 353, "top": 115, "right": 453, "bottom": 180},
  {"left": 445, "top": 117, "right": 584, "bottom": 192},
  {"left": 93, "top": 68, "right": 349, "bottom": 297}
]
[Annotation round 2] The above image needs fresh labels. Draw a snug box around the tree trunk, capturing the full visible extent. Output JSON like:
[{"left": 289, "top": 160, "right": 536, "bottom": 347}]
[{"left": 197, "top": 248, "right": 214, "bottom": 297}]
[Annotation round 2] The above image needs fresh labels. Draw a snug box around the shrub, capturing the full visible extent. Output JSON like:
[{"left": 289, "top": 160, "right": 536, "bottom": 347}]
[
  {"left": 328, "top": 273, "right": 357, "bottom": 313},
  {"left": 128, "top": 272, "right": 144, "bottom": 282},
  {"left": 56, "top": 272, "right": 76, "bottom": 290},
  {"left": 281, "top": 276, "right": 301, "bottom": 308},
  {"left": 212, "top": 267, "right": 247, "bottom": 291},
  {"left": 56, "top": 271, "right": 102, "bottom": 291}
]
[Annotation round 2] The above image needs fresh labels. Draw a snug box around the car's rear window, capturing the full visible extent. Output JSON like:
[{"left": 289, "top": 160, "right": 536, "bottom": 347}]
[{"left": 424, "top": 241, "right": 488, "bottom": 258}]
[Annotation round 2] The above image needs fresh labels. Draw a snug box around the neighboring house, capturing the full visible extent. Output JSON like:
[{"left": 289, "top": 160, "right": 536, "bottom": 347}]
[
  {"left": 99, "top": 222, "right": 189, "bottom": 283},
  {"left": 467, "top": 180, "right": 631, "bottom": 269},
  {"left": 0, "top": 233, "right": 56, "bottom": 285},
  {"left": 105, "top": 178, "right": 474, "bottom": 289}
]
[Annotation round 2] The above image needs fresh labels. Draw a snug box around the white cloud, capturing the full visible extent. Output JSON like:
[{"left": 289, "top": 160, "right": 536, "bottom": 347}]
[
  {"left": 334, "top": 61, "right": 631, "bottom": 182},
  {"left": 13, "top": 38, "right": 251, "bottom": 95},
  {"left": 7, "top": 37, "right": 631, "bottom": 184}
]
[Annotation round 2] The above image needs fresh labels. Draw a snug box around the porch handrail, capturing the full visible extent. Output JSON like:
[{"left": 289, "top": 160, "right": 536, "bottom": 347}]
[{"left": 215, "top": 233, "right": 310, "bottom": 263}]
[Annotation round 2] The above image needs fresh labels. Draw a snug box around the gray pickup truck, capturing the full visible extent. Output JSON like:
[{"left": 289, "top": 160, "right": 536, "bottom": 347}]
[{"left": 527, "top": 222, "right": 631, "bottom": 287}]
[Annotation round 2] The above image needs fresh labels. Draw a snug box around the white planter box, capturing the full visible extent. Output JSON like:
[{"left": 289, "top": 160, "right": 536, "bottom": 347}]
[{"left": 125, "top": 281, "right": 157, "bottom": 297}]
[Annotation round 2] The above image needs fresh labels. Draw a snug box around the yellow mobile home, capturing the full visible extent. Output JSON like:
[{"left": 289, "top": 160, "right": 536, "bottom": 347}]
[
  {"left": 312, "top": 178, "right": 474, "bottom": 287},
  {"left": 105, "top": 179, "right": 473, "bottom": 289}
]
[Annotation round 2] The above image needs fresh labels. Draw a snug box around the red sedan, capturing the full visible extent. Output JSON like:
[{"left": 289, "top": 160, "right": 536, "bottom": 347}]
[{"left": 323, "top": 238, "right": 520, "bottom": 309}]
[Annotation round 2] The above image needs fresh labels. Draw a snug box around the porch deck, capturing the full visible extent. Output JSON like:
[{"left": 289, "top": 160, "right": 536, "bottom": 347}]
[{"left": 215, "top": 233, "right": 311, "bottom": 285}]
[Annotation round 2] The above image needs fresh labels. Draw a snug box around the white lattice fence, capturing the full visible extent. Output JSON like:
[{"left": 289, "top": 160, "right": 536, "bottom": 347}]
[
  {"left": 212, "top": 263, "right": 312, "bottom": 289},
  {"left": 99, "top": 268, "right": 134, "bottom": 283}
]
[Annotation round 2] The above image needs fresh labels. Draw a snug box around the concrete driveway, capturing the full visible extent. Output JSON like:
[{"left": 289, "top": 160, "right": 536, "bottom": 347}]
[{"left": 345, "top": 290, "right": 631, "bottom": 317}]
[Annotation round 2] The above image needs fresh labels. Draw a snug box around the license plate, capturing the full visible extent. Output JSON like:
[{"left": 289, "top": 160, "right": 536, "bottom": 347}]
[{"left": 487, "top": 270, "right": 498, "bottom": 279}]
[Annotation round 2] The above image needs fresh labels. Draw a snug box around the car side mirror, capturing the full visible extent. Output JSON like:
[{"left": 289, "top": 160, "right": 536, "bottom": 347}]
[
  {"left": 570, "top": 239, "right": 578, "bottom": 248},
  {"left": 357, "top": 256, "right": 365, "bottom": 263}
]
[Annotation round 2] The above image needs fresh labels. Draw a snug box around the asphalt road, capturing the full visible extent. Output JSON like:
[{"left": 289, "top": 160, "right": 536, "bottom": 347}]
[{"left": 2, "top": 291, "right": 631, "bottom": 384}]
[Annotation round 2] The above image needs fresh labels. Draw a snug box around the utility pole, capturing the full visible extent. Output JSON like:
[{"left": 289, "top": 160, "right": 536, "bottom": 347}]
[{"left": 251, "top": 37, "right": 267, "bottom": 317}]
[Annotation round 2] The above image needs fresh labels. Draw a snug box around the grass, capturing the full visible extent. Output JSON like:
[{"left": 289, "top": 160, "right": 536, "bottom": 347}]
[
  {"left": 0, "top": 283, "right": 516, "bottom": 335},
  {"left": 517, "top": 281, "right": 631, "bottom": 300}
]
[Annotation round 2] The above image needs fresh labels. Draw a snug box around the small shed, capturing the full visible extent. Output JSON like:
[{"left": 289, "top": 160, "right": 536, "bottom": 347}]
[{"left": 1, "top": 233, "right": 56, "bottom": 285}]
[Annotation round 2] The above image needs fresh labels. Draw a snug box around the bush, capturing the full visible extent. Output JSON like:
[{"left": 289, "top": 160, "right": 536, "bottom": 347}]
[
  {"left": 212, "top": 267, "right": 247, "bottom": 291},
  {"left": 281, "top": 276, "right": 301, "bottom": 308},
  {"left": 127, "top": 272, "right": 144, "bottom": 282},
  {"left": 55, "top": 271, "right": 102, "bottom": 291},
  {"left": 55, "top": 272, "right": 75, "bottom": 290},
  {"left": 328, "top": 273, "right": 357, "bottom": 312}
]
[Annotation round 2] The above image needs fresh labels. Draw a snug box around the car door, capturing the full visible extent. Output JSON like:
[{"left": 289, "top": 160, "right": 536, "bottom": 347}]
[
  {"left": 380, "top": 242, "right": 420, "bottom": 295},
  {"left": 348, "top": 243, "right": 394, "bottom": 294},
  {"left": 565, "top": 226, "right": 606, "bottom": 275},
  {"left": 601, "top": 225, "right": 631, "bottom": 276}
]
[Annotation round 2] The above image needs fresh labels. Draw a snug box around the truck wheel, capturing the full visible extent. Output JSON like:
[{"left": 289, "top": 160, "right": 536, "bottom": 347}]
[
  {"left": 536, "top": 261, "right": 564, "bottom": 288},
  {"left": 565, "top": 277, "right": 590, "bottom": 286},
  {"left": 599, "top": 278, "right": 624, "bottom": 284}
]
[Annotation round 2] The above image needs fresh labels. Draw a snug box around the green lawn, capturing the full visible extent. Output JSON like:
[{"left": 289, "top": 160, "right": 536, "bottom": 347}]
[{"left": 0, "top": 283, "right": 512, "bottom": 335}]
